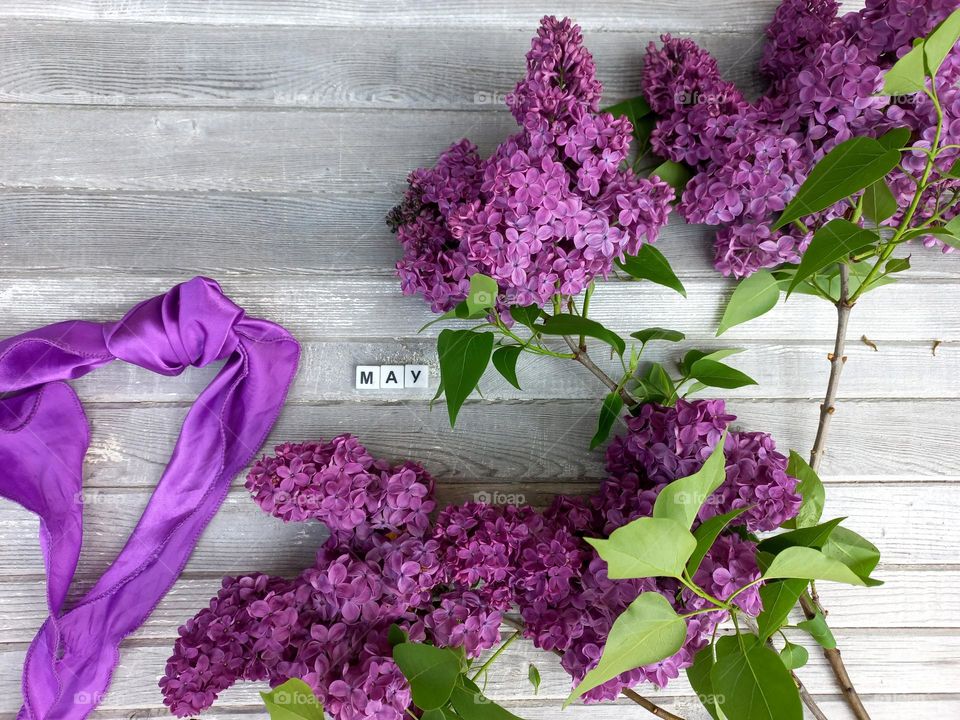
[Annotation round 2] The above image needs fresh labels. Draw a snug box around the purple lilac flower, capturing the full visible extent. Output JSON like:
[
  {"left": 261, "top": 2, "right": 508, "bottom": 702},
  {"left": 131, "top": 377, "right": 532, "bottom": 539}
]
[
  {"left": 644, "top": 0, "right": 960, "bottom": 277},
  {"left": 391, "top": 16, "right": 674, "bottom": 313},
  {"left": 164, "top": 398, "right": 801, "bottom": 716}
]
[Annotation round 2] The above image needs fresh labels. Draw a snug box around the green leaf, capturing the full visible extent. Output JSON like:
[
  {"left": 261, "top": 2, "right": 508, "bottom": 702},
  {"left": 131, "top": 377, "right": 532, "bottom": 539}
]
[
  {"left": 786, "top": 451, "right": 825, "bottom": 529},
  {"left": 885, "top": 256, "right": 911, "bottom": 274},
  {"left": 687, "top": 506, "right": 751, "bottom": 575},
  {"left": 630, "top": 327, "right": 686, "bottom": 345},
  {"left": 717, "top": 270, "right": 781, "bottom": 335},
  {"left": 924, "top": 9, "right": 960, "bottom": 79},
  {"left": 823, "top": 526, "right": 882, "bottom": 584},
  {"left": 261, "top": 679, "right": 325, "bottom": 720},
  {"left": 528, "top": 664, "right": 541, "bottom": 695},
  {"left": 780, "top": 641, "right": 809, "bottom": 670},
  {"left": 687, "top": 646, "right": 723, "bottom": 720},
  {"left": 591, "top": 391, "right": 624, "bottom": 450},
  {"left": 616, "top": 244, "right": 687, "bottom": 297},
  {"left": 538, "top": 314, "right": 625, "bottom": 356},
  {"left": 421, "top": 709, "right": 458, "bottom": 720},
  {"left": 388, "top": 624, "right": 408, "bottom": 648},
  {"left": 604, "top": 95, "right": 652, "bottom": 125},
  {"left": 465, "top": 274, "right": 499, "bottom": 315},
  {"left": 877, "top": 126, "right": 912, "bottom": 151},
  {"left": 774, "top": 137, "right": 901, "bottom": 230},
  {"left": 763, "top": 546, "right": 868, "bottom": 586},
  {"left": 509, "top": 304, "right": 541, "bottom": 329},
  {"left": 587, "top": 517, "right": 697, "bottom": 579},
  {"left": 689, "top": 358, "right": 758, "bottom": 389},
  {"left": 492, "top": 346, "right": 523, "bottom": 391},
  {"left": 881, "top": 40, "right": 926, "bottom": 96},
  {"left": 947, "top": 156, "right": 960, "bottom": 179},
  {"left": 392, "top": 643, "right": 462, "bottom": 711},
  {"left": 437, "top": 330, "right": 495, "bottom": 427},
  {"left": 711, "top": 634, "right": 803, "bottom": 720},
  {"left": 681, "top": 347, "right": 744, "bottom": 375},
  {"left": 451, "top": 677, "right": 524, "bottom": 720},
  {"left": 651, "top": 160, "right": 692, "bottom": 193},
  {"left": 899, "top": 226, "right": 960, "bottom": 248},
  {"left": 758, "top": 517, "right": 844, "bottom": 554},
  {"left": 653, "top": 433, "right": 728, "bottom": 529},
  {"left": 787, "top": 219, "right": 879, "bottom": 295},
  {"left": 756, "top": 579, "right": 808, "bottom": 641},
  {"left": 863, "top": 179, "right": 898, "bottom": 225},
  {"left": 566, "top": 593, "right": 687, "bottom": 706},
  {"left": 644, "top": 362, "right": 676, "bottom": 401},
  {"left": 797, "top": 611, "right": 837, "bottom": 649}
]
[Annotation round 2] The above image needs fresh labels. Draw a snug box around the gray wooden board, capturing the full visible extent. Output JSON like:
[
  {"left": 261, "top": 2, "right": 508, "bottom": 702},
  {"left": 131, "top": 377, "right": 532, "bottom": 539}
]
[{"left": 0, "top": 1, "right": 955, "bottom": 718}]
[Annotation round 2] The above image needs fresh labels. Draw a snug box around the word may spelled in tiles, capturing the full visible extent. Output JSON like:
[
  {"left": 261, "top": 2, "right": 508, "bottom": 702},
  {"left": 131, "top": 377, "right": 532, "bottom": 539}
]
[{"left": 355, "top": 365, "right": 429, "bottom": 390}]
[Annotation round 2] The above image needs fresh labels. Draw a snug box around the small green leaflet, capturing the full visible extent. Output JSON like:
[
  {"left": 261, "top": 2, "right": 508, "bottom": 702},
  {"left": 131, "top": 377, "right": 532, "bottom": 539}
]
[
  {"left": 885, "top": 256, "right": 911, "bottom": 274},
  {"left": 881, "top": 39, "right": 926, "bottom": 95},
  {"left": 465, "top": 273, "right": 499, "bottom": 315},
  {"left": 528, "top": 664, "right": 541, "bottom": 695},
  {"left": 948, "top": 156, "right": 960, "bottom": 179},
  {"left": 758, "top": 517, "right": 844, "bottom": 554},
  {"left": 260, "top": 678, "right": 325, "bottom": 720},
  {"left": 787, "top": 219, "right": 879, "bottom": 295},
  {"left": 392, "top": 642, "right": 462, "bottom": 711},
  {"left": 863, "top": 178, "right": 898, "bottom": 225},
  {"left": 509, "top": 304, "right": 541, "bottom": 329},
  {"left": 774, "top": 137, "right": 901, "bottom": 230},
  {"left": 651, "top": 160, "right": 693, "bottom": 193},
  {"left": 780, "top": 641, "right": 809, "bottom": 670},
  {"left": 923, "top": 9, "right": 960, "bottom": 80},
  {"left": 591, "top": 391, "right": 624, "bottom": 450},
  {"left": 756, "top": 579, "right": 808, "bottom": 641},
  {"left": 538, "top": 314, "right": 626, "bottom": 355},
  {"left": 785, "top": 451, "right": 825, "bottom": 529},
  {"left": 823, "top": 526, "right": 882, "bottom": 585},
  {"left": 797, "top": 610, "right": 838, "bottom": 649},
  {"left": 681, "top": 347, "right": 744, "bottom": 375},
  {"left": 877, "top": 126, "right": 912, "bottom": 151},
  {"left": 421, "top": 709, "right": 458, "bottom": 720},
  {"left": 717, "top": 270, "right": 781, "bottom": 335},
  {"left": 616, "top": 243, "right": 687, "bottom": 297},
  {"left": 763, "top": 546, "right": 868, "bottom": 586},
  {"left": 686, "top": 646, "right": 723, "bottom": 720},
  {"left": 687, "top": 506, "right": 751, "bottom": 576},
  {"left": 437, "top": 329, "right": 495, "bottom": 427},
  {"left": 711, "top": 634, "right": 803, "bottom": 720},
  {"left": 653, "top": 433, "right": 728, "bottom": 529},
  {"left": 586, "top": 517, "right": 697, "bottom": 579},
  {"left": 630, "top": 327, "right": 685, "bottom": 345},
  {"left": 388, "top": 623, "right": 408, "bottom": 648},
  {"left": 492, "top": 346, "right": 523, "bottom": 391},
  {"left": 566, "top": 593, "right": 687, "bottom": 706},
  {"left": 688, "top": 357, "right": 758, "bottom": 389}
]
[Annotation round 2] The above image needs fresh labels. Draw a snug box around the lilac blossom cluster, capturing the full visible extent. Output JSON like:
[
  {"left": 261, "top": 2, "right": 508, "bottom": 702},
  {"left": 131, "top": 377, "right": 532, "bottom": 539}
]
[
  {"left": 389, "top": 16, "right": 674, "bottom": 313},
  {"left": 161, "top": 400, "right": 798, "bottom": 717},
  {"left": 643, "top": 0, "right": 960, "bottom": 278}
]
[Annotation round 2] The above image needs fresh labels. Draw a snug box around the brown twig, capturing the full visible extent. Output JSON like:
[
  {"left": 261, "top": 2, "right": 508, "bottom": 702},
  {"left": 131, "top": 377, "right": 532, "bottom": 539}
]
[
  {"left": 561, "top": 335, "right": 635, "bottom": 406},
  {"left": 806, "top": 264, "right": 872, "bottom": 720},
  {"left": 809, "top": 264, "right": 852, "bottom": 474},
  {"left": 502, "top": 616, "right": 683, "bottom": 720}
]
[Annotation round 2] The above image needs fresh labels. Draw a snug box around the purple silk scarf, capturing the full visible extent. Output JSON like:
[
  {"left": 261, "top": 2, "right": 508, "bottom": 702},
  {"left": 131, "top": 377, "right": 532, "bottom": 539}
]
[{"left": 0, "top": 277, "right": 300, "bottom": 720}]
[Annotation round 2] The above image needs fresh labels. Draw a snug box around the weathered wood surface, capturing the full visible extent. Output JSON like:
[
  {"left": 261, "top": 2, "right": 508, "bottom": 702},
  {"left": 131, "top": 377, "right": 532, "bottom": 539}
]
[{"left": 0, "top": 1, "right": 955, "bottom": 718}]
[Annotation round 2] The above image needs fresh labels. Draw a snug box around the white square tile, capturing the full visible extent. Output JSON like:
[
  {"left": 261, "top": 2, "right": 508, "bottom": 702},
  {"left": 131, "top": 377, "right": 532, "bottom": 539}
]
[
  {"left": 380, "top": 365, "right": 405, "bottom": 389},
  {"left": 355, "top": 365, "right": 381, "bottom": 390},
  {"left": 405, "top": 364, "right": 429, "bottom": 389}
]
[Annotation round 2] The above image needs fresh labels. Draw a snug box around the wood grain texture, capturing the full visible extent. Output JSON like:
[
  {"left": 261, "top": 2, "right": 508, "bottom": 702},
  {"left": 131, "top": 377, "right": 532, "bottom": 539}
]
[
  {"left": 0, "top": 22, "right": 765, "bottom": 109},
  {"left": 0, "top": 569, "right": 951, "bottom": 645},
  {"left": 0, "top": 400, "right": 955, "bottom": 491},
  {"left": 0, "top": 1, "right": 862, "bottom": 30},
  {"left": 0, "top": 275, "right": 957, "bottom": 343},
  {"left": 0, "top": 482, "right": 954, "bottom": 583},
  {"left": 4, "top": 192, "right": 959, "bottom": 279},
  {"left": 0, "top": 1, "right": 955, "bottom": 717}
]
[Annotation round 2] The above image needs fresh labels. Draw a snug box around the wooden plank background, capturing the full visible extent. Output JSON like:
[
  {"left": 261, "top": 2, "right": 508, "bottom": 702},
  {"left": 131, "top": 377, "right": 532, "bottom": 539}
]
[{"left": 0, "top": 2, "right": 957, "bottom": 718}]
